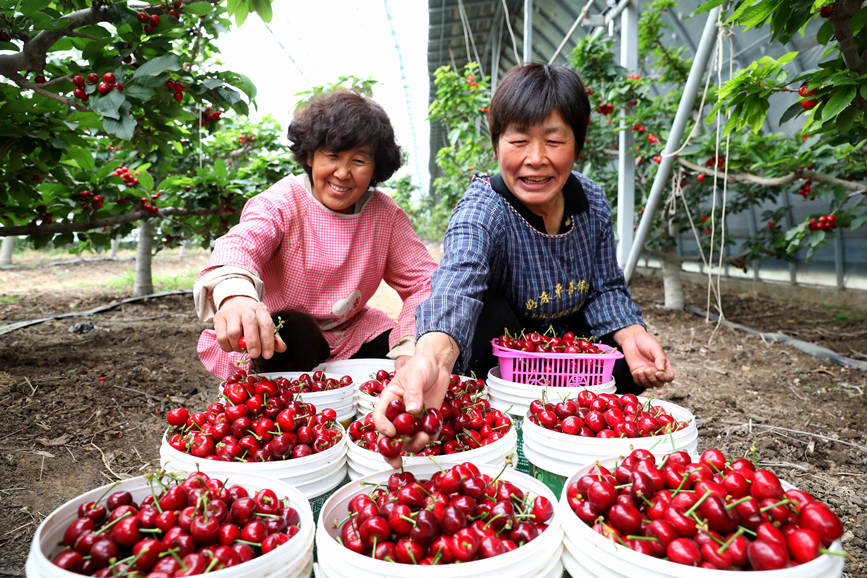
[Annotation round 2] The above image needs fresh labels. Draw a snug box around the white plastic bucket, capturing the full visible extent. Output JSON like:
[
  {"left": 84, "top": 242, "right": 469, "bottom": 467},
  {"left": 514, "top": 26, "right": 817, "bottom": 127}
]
[
  {"left": 26, "top": 472, "right": 315, "bottom": 578},
  {"left": 558, "top": 457, "right": 845, "bottom": 578},
  {"left": 159, "top": 424, "right": 347, "bottom": 501},
  {"left": 345, "top": 422, "right": 519, "bottom": 480},
  {"left": 522, "top": 397, "right": 698, "bottom": 496},
  {"left": 487, "top": 367, "right": 616, "bottom": 418},
  {"left": 316, "top": 463, "right": 563, "bottom": 578},
  {"left": 257, "top": 371, "right": 356, "bottom": 427}
]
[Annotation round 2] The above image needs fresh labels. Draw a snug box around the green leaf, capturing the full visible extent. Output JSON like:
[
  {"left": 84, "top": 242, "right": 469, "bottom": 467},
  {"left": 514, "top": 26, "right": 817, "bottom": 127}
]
[
  {"left": 67, "top": 147, "right": 95, "bottom": 173},
  {"left": 835, "top": 104, "right": 857, "bottom": 132},
  {"left": 213, "top": 158, "right": 228, "bottom": 181},
  {"left": 252, "top": 0, "right": 273, "bottom": 22},
  {"left": 103, "top": 114, "right": 137, "bottom": 141},
  {"left": 184, "top": 1, "right": 213, "bottom": 15},
  {"left": 122, "top": 84, "right": 155, "bottom": 100},
  {"left": 821, "top": 86, "right": 856, "bottom": 121},
  {"left": 137, "top": 170, "right": 154, "bottom": 192},
  {"left": 851, "top": 6, "right": 867, "bottom": 36},
  {"left": 738, "top": 2, "right": 776, "bottom": 29},
  {"left": 20, "top": 0, "right": 50, "bottom": 17},
  {"left": 132, "top": 54, "right": 181, "bottom": 79},
  {"left": 89, "top": 90, "right": 125, "bottom": 120},
  {"left": 696, "top": 0, "right": 727, "bottom": 12},
  {"left": 778, "top": 101, "right": 804, "bottom": 125},
  {"left": 816, "top": 20, "right": 834, "bottom": 45},
  {"left": 232, "top": 2, "right": 250, "bottom": 26},
  {"left": 861, "top": 83, "right": 867, "bottom": 100}
]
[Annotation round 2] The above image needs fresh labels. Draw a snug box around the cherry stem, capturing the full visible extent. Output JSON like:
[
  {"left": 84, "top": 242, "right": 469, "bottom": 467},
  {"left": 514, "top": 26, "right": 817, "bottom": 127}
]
[
  {"left": 759, "top": 498, "right": 791, "bottom": 513},
  {"left": 484, "top": 513, "right": 504, "bottom": 530},
  {"left": 93, "top": 511, "right": 132, "bottom": 535},
  {"left": 717, "top": 527, "right": 745, "bottom": 553},
  {"left": 685, "top": 491, "right": 711, "bottom": 516},
  {"left": 91, "top": 480, "right": 122, "bottom": 511},
  {"left": 724, "top": 496, "right": 753, "bottom": 511},
  {"left": 818, "top": 548, "right": 850, "bottom": 558},
  {"left": 236, "top": 538, "right": 262, "bottom": 547},
  {"left": 626, "top": 534, "right": 658, "bottom": 541}
]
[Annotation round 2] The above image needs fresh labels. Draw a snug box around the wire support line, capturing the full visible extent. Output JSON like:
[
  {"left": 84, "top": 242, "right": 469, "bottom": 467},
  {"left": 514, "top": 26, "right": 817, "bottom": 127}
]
[
  {"left": 457, "top": 0, "right": 484, "bottom": 75},
  {"left": 548, "top": 0, "right": 595, "bottom": 65},
  {"left": 383, "top": 0, "right": 424, "bottom": 191},
  {"left": 500, "top": 0, "right": 520, "bottom": 65}
]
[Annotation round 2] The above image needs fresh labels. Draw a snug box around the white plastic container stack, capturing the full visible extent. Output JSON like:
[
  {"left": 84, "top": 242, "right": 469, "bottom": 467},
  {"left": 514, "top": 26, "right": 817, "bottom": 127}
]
[
  {"left": 522, "top": 397, "right": 697, "bottom": 496},
  {"left": 345, "top": 422, "right": 518, "bottom": 479},
  {"left": 486, "top": 367, "right": 615, "bottom": 418},
  {"left": 258, "top": 370, "right": 356, "bottom": 427},
  {"left": 558, "top": 458, "right": 845, "bottom": 578},
  {"left": 315, "top": 463, "right": 564, "bottom": 578},
  {"left": 159, "top": 424, "right": 347, "bottom": 502},
  {"left": 26, "top": 472, "right": 315, "bottom": 578}
]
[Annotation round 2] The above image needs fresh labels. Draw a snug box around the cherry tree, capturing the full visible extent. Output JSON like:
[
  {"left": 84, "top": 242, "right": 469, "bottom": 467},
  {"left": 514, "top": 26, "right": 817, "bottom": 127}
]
[{"left": 0, "top": 0, "right": 282, "bottom": 294}]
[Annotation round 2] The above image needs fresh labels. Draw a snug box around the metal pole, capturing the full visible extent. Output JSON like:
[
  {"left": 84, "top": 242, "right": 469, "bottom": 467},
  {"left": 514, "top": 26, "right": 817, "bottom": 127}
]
[
  {"left": 523, "top": 0, "right": 533, "bottom": 63},
  {"left": 623, "top": 6, "right": 721, "bottom": 283},
  {"left": 616, "top": 0, "right": 638, "bottom": 267}
]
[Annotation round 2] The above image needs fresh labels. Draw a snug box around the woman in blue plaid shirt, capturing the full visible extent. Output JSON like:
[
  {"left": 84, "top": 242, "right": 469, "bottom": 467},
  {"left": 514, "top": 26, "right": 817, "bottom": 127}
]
[{"left": 374, "top": 64, "right": 674, "bottom": 461}]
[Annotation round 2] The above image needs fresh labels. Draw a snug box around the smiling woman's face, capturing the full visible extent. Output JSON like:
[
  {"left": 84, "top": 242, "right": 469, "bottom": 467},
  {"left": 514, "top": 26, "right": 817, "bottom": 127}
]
[
  {"left": 495, "top": 110, "right": 577, "bottom": 216},
  {"left": 308, "top": 145, "right": 375, "bottom": 214}
]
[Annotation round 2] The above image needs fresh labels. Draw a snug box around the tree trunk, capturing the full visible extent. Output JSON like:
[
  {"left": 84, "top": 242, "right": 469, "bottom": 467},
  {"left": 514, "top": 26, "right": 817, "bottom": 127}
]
[
  {"left": 0, "top": 236, "right": 14, "bottom": 265},
  {"left": 178, "top": 240, "right": 186, "bottom": 258},
  {"left": 661, "top": 247, "right": 685, "bottom": 310},
  {"left": 133, "top": 220, "right": 154, "bottom": 297},
  {"left": 109, "top": 237, "right": 119, "bottom": 258}
]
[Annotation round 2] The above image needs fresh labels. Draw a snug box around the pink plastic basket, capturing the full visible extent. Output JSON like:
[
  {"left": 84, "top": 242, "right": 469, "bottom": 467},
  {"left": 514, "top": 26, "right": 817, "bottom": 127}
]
[{"left": 491, "top": 338, "right": 623, "bottom": 387}]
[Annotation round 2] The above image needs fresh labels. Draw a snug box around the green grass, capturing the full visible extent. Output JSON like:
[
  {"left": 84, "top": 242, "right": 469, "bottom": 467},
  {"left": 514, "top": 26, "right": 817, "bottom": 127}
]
[
  {"left": 0, "top": 294, "right": 22, "bottom": 304},
  {"left": 829, "top": 307, "right": 865, "bottom": 323},
  {"left": 77, "top": 268, "right": 198, "bottom": 292}
]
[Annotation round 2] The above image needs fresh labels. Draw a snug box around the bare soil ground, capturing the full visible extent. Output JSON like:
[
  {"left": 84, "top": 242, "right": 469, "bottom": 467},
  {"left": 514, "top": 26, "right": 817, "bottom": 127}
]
[{"left": 0, "top": 249, "right": 865, "bottom": 576}]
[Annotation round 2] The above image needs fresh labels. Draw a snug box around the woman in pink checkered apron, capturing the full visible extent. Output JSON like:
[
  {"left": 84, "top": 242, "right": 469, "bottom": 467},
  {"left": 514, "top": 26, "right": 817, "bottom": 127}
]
[{"left": 193, "top": 89, "right": 437, "bottom": 381}]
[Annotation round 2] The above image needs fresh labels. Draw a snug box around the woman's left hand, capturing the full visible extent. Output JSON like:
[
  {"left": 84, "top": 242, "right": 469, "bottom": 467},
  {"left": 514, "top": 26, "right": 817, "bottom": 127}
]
[{"left": 613, "top": 325, "right": 674, "bottom": 388}]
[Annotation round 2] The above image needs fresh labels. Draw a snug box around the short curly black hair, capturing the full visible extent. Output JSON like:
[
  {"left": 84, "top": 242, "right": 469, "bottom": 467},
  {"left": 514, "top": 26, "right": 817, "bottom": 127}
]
[{"left": 287, "top": 89, "right": 402, "bottom": 187}]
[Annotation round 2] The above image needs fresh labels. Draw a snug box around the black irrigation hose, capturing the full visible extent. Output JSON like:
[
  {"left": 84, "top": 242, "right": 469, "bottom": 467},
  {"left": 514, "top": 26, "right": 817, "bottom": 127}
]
[
  {"left": 682, "top": 303, "right": 867, "bottom": 371},
  {"left": 0, "top": 289, "right": 193, "bottom": 336}
]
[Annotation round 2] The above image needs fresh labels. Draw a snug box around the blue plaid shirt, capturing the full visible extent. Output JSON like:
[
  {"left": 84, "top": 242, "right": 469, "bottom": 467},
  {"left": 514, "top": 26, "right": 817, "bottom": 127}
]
[{"left": 416, "top": 171, "right": 644, "bottom": 368}]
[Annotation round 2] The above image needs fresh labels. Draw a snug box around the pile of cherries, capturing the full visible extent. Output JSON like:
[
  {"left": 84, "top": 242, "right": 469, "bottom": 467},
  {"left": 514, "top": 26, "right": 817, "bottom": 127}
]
[
  {"left": 566, "top": 448, "right": 846, "bottom": 570},
  {"left": 164, "top": 369, "right": 343, "bottom": 462},
  {"left": 359, "top": 370, "right": 484, "bottom": 398},
  {"left": 495, "top": 329, "right": 605, "bottom": 354},
  {"left": 526, "top": 391, "right": 690, "bottom": 438},
  {"left": 229, "top": 368, "right": 353, "bottom": 394},
  {"left": 349, "top": 375, "right": 509, "bottom": 459},
  {"left": 332, "top": 463, "right": 553, "bottom": 564},
  {"left": 52, "top": 471, "right": 301, "bottom": 575}
]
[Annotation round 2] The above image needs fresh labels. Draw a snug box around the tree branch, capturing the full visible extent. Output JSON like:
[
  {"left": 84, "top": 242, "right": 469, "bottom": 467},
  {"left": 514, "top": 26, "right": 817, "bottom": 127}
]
[
  {"left": 7, "top": 70, "right": 90, "bottom": 112},
  {"left": 0, "top": 4, "right": 115, "bottom": 77},
  {"left": 0, "top": 206, "right": 234, "bottom": 237},
  {"left": 677, "top": 157, "right": 867, "bottom": 195},
  {"left": 831, "top": 0, "right": 865, "bottom": 76}
]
